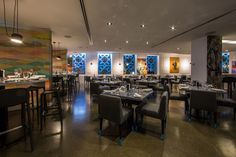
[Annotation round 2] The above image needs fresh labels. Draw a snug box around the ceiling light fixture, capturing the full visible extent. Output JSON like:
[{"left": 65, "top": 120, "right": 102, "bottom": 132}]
[
  {"left": 64, "top": 35, "right": 72, "bottom": 38},
  {"left": 3, "top": 0, "right": 23, "bottom": 44},
  {"left": 104, "top": 39, "right": 107, "bottom": 43},
  {"left": 126, "top": 40, "right": 129, "bottom": 44},
  {"left": 107, "top": 22, "right": 112, "bottom": 26},
  {"left": 146, "top": 41, "right": 149, "bottom": 45},
  {"left": 10, "top": 33, "right": 23, "bottom": 44},
  {"left": 222, "top": 40, "right": 236, "bottom": 44},
  {"left": 170, "top": 25, "right": 176, "bottom": 31},
  {"left": 140, "top": 24, "right": 145, "bottom": 28}
]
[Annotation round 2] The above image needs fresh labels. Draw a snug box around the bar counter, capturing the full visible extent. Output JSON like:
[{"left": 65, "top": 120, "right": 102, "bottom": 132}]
[{"left": 0, "top": 78, "right": 50, "bottom": 90}]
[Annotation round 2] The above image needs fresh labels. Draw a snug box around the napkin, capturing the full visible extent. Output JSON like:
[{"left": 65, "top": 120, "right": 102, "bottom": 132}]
[
  {"left": 142, "top": 88, "right": 152, "bottom": 92},
  {"left": 134, "top": 93, "right": 142, "bottom": 97}
]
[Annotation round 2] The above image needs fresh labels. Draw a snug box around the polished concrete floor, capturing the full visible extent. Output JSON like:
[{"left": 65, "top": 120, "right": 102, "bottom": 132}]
[{"left": 1, "top": 86, "right": 236, "bottom": 157}]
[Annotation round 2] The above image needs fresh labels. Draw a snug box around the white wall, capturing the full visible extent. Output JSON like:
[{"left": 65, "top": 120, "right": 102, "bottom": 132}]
[
  {"left": 229, "top": 51, "right": 236, "bottom": 73},
  {"left": 159, "top": 53, "right": 191, "bottom": 75},
  {"left": 191, "top": 37, "right": 207, "bottom": 82},
  {"left": 68, "top": 51, "right": 191, "bottom": 76}
]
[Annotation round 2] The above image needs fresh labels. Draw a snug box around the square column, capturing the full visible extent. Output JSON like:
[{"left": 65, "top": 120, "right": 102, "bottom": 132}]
[{"left": 191, "top": 36, "right": 222, "bottom": 87}]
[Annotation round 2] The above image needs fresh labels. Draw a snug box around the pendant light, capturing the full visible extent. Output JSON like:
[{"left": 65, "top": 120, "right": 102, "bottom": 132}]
[{"left": 3, "top": 0, "right": 23, "bottom": 44}]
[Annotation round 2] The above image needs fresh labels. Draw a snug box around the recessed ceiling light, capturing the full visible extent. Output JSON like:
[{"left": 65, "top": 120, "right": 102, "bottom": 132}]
[
  {"left": 126, "top": 40, "right": 129, "bottom": 44},
  {"left": 64, "top": 35, "right": 72, "bottom": 38},
  {"left": 107, "top": 22, "right": 112, "bottom": 26},
  {"left": 170, "top": 25, "right": 176, "bottom": 31},
  {"left": 104, "top": 39, "right": 107, "bottom": 43},
  {"left": 222, "top": 40, "right": 236, "bottom": 44},
  {"left": 146, "top": 41, "right": 149, "bottom": 45},
  {"left": 140, "top": 24, "right": 145, "bottom": 28}
]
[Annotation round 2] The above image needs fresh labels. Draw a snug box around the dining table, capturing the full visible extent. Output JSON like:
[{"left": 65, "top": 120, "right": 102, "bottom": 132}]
[
  {"left": 136, "top": 79, "right": 160, "bottom": 85},
  {"left": 94, "top": 80, "right": 122, "bottom": 86},
  {"left": 102, "top": 87, "right": 153, "bottom": 103},
  {"left": 179, "top": 84, "right": 226, "bottom": 95}
]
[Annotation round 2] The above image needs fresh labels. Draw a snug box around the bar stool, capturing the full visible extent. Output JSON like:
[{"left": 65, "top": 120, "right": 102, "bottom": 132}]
[
  {"left": 0, "top": 88, "right": 33, "bottom": 151},
  {"left": 27, "top": 86, "right": 45, "bottom": 127},
  {"left": 40, "top": 89, "right": 63, "bottom": 132}
]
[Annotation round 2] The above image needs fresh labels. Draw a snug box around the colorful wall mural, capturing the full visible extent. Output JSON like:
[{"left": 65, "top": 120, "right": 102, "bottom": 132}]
[
  {"left": 123, "top": 54, "right": 136, "bottom": 74},
  {"left": 147, "top": 55, "right": 158, "bottom": 74},
  {"left": 170, "top": 57, "right": 180, "bottom": 73},
  {"left": 72, "top": 53, "right": 86, "bottom": 74},
  {"left": 0, "top": 27, "right": 51, "bottom": 78},
  {"left": 98, "top": 54, "right": 112, "bottom": 74},
  {"left": 137, "top": 58, "right": 147, "bottom": 75},
  {"left": 222, "top": 52, "right": 229, "bottom": 73}
]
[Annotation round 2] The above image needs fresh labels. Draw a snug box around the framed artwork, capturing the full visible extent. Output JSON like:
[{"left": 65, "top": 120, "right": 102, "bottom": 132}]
[
  {"left": 147, "top": 55, "right": 158, "bottom": 74},
  {"left": 170, "top": 57, "right": 180, "bottom": 73},
  {"left": 137, "top": 58, "right": 147, "bottom": 75},
  {"left": 123, "top": 54, "right": 135, "bottom": 74},
  {"left": 232, "top": 61, "right": 236, "bottom": 74},
  {"left": 222, "top": 52, "right": 229, "bottom": 73},
  {"left": 98, "top": 54, "right": 112, "bottom": 74},
  {"left": 72, "top": 53, "right": 86, "bottom": 74}
]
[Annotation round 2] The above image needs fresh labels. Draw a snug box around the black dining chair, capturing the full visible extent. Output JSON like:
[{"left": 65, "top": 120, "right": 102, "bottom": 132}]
[
  {"left": 189, "top": 90, "right": 217, "bottom": 126},
  {"left": 135, "top": 91, "right": 168, "bottom": 140},
  {"left": 27, "top": 86, "right": 45, "bottom": 127},
  {"left": 0, "top": 88, "right": 33, "bottom": 151},
  {"left": 165, "top": 84, "right": 189, "bottom": 114},
  {"left": 40, "top": 89, "right": 63, "bottom": 133},
  {"left": 98, "top": 94, "right": 133, "bottom": 145},
  {"left": 217, "top": 89, "right": 236, "bottom": 120}
]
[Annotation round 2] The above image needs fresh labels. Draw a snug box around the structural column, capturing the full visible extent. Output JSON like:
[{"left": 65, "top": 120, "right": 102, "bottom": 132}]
[
  {"left": 191, "top": 35, "right": 222, "bottom": 88},
  {"left": 207, "top": 36, "right": 222, "bottom": 88}
]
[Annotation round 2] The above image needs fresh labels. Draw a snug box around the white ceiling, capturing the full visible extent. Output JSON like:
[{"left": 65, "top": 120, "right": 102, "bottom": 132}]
[{"left": 0, "top": 0, "right": 236, "bottom": 53}]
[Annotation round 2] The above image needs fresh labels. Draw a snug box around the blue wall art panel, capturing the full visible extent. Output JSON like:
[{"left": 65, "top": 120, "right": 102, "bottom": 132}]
[
  {"left": 147, "top": 55, "right": 158, "bottom": 74},
  {"left": 98, "top": 54, "right": 112, "bottom": 74},
  {"left": 222, "top": 52, "right": 229, "bottom": 73},
  {"left": 123, "top": 54, "right": 135, "bottom": 74},
  {"left": 72, "top": 53, "right": 86, "bottom": 74}
]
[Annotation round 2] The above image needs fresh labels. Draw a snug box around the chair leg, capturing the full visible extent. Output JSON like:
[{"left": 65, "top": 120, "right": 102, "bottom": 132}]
[
  {"left": 213, "top": 112, "right": 217, "bottom": 128},
  {"left": 233, "top": 108, "right": 236, "bottom": 120},
  {"left": 58, "top": 102, "right": 63, "bottom": 133},
  {"left": 31, "top": 91, "right": 34, "bottom": 128},
  {"left": 118, "top": 124, "right": 123, "bottom": 145},
  {"left": 26, "top": 103, "right": 33, "bottom": 152},
  {"left": 160, "top": 119, "right": 165, "bottom": 140},
  {"left": 99, "top": 118, "right": 103, "bottom": 136},
  {"left": 36, "top": 90, "right": 39, "bottom": 125},
  {"left": 188, "top": 107, "right": 192, "bottom": 122},
  {"left": 164, "top": 118, "right": 167, "bottom": 128},
  {"left": 40, "top": 94, "right": 44, "bottom": 131}
]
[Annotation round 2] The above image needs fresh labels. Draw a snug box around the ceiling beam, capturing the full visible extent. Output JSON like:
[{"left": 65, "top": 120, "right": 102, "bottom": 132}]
[
  {"left": 151, "top": 8, "right": 236, "bottom": 48},
  {"left": 79, "top": 0, "right": 93, "bottom": 45}
]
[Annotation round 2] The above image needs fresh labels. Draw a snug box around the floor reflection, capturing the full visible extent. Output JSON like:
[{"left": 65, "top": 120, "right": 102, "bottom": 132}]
[{"left": 71, "top": 90, "right": 88, "bottom": 120}]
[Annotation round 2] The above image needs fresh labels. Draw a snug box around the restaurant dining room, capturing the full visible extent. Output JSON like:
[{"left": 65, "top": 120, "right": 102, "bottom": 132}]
[{"left": 1, "top": 0, "right": 236, "bottom": 157}]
